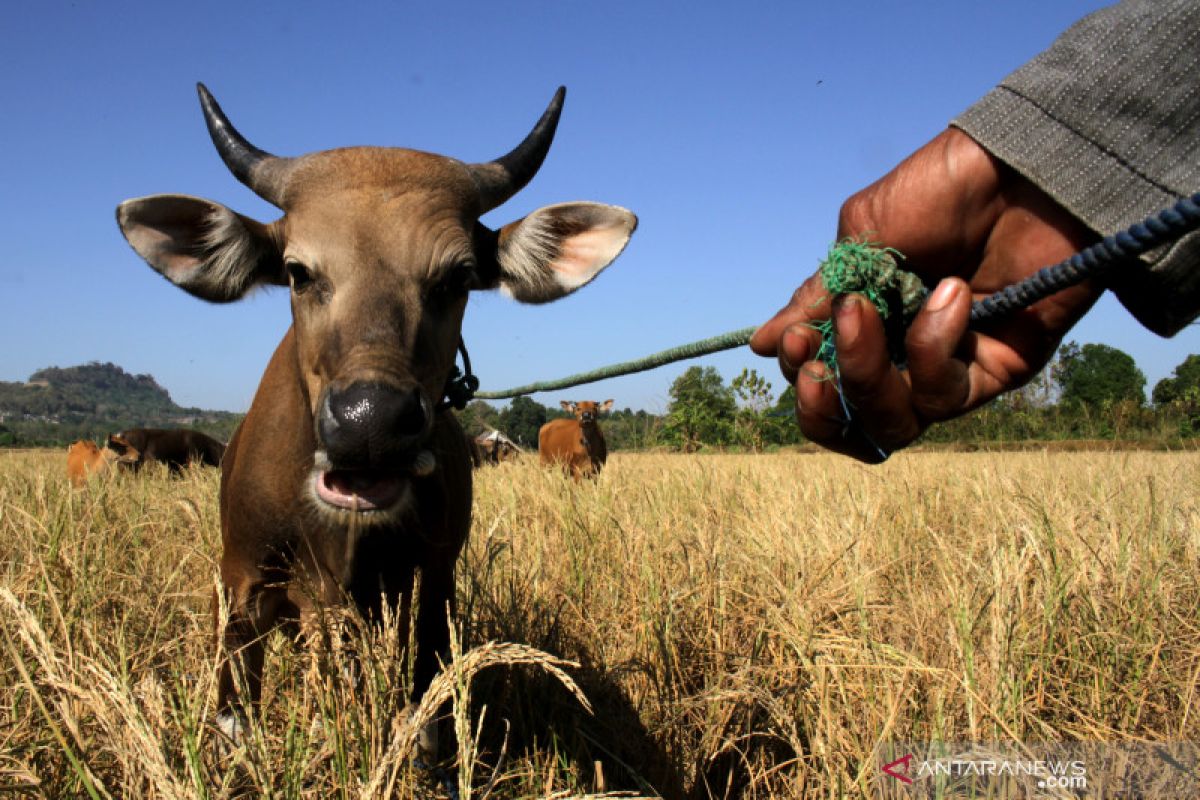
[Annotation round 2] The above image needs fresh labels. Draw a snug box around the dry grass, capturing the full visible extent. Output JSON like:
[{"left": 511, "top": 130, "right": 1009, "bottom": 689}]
[{"left": 0, "top": 448, "right": 1197, "bottom": 798}]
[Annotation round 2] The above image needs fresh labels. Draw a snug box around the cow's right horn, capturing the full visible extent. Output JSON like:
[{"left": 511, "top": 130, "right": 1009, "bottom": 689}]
[
  {"left": 197, "top": 83, "right": 293, "bottom": 208},
  {"left": 469, "top": 86, "right": 565, "bottom": 213}
]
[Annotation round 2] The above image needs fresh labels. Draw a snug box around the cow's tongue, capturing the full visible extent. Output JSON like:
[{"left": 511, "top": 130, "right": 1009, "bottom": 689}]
[{"left": 316, "top": 469, "right": 405, "bottom": 511}]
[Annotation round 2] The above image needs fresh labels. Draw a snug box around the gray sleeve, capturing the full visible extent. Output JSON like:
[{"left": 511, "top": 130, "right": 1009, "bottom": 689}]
[{"left": 952, "top": 0, "right": 1200, "bottom": 337}]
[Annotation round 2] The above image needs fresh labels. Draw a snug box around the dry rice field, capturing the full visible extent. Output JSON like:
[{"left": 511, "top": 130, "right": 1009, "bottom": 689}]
[{"left": 1, "top": 448, "right": 1198, "bottom": 798}]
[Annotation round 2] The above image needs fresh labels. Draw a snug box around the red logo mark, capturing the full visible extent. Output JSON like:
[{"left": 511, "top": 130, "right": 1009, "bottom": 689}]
[{"left": 883, "top": 754, "right": 914, "bottom": 784}]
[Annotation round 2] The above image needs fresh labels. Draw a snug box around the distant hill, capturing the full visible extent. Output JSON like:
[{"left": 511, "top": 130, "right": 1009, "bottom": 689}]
[{"left": 0, "top": 362, "right": 241, "bottom": 447}]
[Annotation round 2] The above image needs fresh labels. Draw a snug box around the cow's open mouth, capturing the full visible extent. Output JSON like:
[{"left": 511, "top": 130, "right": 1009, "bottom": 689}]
[{"left": 315, "top": 469, "right": 407, "bottom": 512}]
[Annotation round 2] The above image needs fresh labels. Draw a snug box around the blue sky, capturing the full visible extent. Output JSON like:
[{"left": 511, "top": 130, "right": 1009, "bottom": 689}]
[{"left": 3, "top": 0, "right": 1191, "bottom": 414}]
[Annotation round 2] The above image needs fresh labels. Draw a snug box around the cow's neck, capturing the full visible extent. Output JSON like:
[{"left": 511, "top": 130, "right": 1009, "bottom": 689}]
[{"left": 579, "top": 419, "right": 601, "bottom": 449}]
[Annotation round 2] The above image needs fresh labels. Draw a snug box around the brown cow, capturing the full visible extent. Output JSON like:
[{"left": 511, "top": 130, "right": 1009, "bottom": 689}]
[
  {"left": 66, "top": 440, "right": 137, "bottom": 486},
  {"left": 106, "top": 428, "right": 225, "bottom": 473},
  {"left": 465, "top": 432, "right": 485, "bottom": 469},
  {"left": 475, "top": 430, "right": 521, "bottom": 466},
  {"left": 115, "top": 84, "right": 636, "bottom": 744},
  {"left": 539, "top": 400, "right": 613, "bottom": 479}
]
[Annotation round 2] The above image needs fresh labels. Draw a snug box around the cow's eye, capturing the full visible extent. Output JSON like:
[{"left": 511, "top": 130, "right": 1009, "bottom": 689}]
[
  {"left": 432, "top": 263, "right": 475, "bottom": 302},
  {"left": 286, "top": 260, "right": 315, "bottom": 293}
]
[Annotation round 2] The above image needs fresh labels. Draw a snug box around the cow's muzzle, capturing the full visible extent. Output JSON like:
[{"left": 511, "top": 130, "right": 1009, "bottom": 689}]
[{"left": 314, "top": 381, "right": 433, "bottom": 512}]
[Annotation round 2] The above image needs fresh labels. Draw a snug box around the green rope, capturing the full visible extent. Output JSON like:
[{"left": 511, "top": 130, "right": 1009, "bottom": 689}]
[
  {"left": 809, "top": 238, "right": 926, "bottom": 369},
  {"left": 474, "top": 238, "right": 924, "bottom": 400},
  {"left": 475, "top": 327, "right": 757, "bottom": 399}
]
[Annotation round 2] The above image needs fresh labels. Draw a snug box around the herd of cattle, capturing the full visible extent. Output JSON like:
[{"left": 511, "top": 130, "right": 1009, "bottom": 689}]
[
  {"left": 66, "top": 428, "right": 226, "bottom": 486},
  {"left": 95, "top": 81, "right": 635, "bottom": 751},
  {"left": 68, "top": 403, "right": 612, "bottom": 487}
]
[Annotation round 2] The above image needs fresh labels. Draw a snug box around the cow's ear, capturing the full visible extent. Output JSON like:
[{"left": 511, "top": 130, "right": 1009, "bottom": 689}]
[
  {"left": 599, "top": 399, "right": 613, "bottom": 413},
  {"left": 487, "top": 202, "right": 636, "bottom": 304},
  {"left": 116, "top": 194, "right": 284, "bottom": 303},
  {"left": 560, "top": 400, "right": 575, "bottom": 413}
]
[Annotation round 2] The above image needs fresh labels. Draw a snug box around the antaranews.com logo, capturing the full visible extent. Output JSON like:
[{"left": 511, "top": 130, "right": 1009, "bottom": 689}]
[{"left": 875, "top": 742, "right": 1199, "bottom": 799}]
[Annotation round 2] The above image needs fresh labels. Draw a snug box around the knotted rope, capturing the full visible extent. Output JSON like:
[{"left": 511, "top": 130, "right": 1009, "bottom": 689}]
[{"left": 441, "top": 191, "right": 1200, "bottom": 407}]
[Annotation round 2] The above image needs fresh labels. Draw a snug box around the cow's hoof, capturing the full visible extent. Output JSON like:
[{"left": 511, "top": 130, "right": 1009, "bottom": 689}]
[
  {"left": 416, "top": 717, "right": 439, "bottom": 763},
  {"left": 214, "top": 710, "right": 245, "bottom": 754},
  {"left": 402, "top": 704, "right": 440, "bottom": 763}
]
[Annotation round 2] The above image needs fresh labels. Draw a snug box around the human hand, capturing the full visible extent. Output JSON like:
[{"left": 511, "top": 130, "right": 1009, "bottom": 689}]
[{"left": 750, "top": 128, "right": 1102, "bottom": 462}]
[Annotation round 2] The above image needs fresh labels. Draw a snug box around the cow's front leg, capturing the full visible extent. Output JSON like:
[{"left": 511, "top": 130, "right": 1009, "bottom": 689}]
[
  {"left": 409, "top": 553, "right": 457, "bottom": 761},
  {"left": 412, "top": 555, "right": 456, "bottom": 701},
  {"left": 215, "top": 575, "right": 286, "bottom": 744}
]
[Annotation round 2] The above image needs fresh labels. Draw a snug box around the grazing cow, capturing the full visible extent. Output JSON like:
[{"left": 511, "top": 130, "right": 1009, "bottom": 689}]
[
  {"left": 115, "top": 84, "right": 636, "bottom": 742},
  {"left": 106, "top": 428, "right": 225, "bottom": 473},
  {"left": 539, "top": 400, "right": 613, "bottom": 479},
  {"left": 66, "top": 440, "right": 136, "bottom": 486},
  {"left": 475, "top": 430, "right": 521, "bottom": 466},
  {"left": 465, "top": 433, "right": 485, "bottom": 469}
]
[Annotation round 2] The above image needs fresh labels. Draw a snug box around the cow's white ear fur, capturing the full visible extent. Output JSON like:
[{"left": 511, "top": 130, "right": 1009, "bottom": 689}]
[
  {"left": 600, "top": 399, "right": 613, "bottom": 413},
  {"left": 494, "top": 202, "right": 636, "bottom": 304},
  {"left": 561, "top": 400, "right": 575, "bottom": 412},
  {"left": 117, "top": 194, "right": 282, "bottom": 303}
]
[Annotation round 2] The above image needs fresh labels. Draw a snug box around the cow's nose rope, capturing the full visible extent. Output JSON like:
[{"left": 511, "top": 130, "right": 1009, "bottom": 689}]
[
  {"left": 448, "top": 191, "right": 1200, "bottom": 405},
  {"left": 437, "top": 340, "right": 480, "bottom": 412}
]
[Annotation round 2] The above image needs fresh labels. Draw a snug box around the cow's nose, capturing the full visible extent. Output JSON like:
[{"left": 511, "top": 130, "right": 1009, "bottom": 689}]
[{"left": 318, "top": 381, "right": 429, "bottom": 468}]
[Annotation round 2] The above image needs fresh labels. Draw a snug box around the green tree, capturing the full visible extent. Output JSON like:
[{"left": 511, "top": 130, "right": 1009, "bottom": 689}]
[
  {"left": 1152, "top": 354, "right": 1200, "bottom": 406},
  {"left": 1005, "top": 343, "right": 1076, "bottom": 410},
  {"left": 498, "top": 396, "right": 551, "bottom": 448},
  {"left": 768, "top": 385, "right": 805, "bottom": 446},
  {"left": 603, "top": 407, "right": 662, "bottom": 451},
  {"left": 731, "top": 368, "right": 775, "bottom": 452},
  {"left": 456, "top": 400, "right": 500, "bottom": 436},
  {"left": 1058, "top": 342, "right": 1146, "bottom": 408},
  {"left": 663, "top": 366, "right": 735, "bottom": 451}
]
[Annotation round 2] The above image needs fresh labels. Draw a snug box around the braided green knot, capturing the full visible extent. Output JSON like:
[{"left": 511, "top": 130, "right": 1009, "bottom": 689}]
[{"left": 810, "top": 238, "right": 925, "bottom": 370}]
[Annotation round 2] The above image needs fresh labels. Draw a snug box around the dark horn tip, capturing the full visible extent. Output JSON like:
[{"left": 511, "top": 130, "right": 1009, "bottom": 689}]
[
  {"left": 543, "top": 86, "right": 566, "bottom": 129},
  {"left": 196, "top": 82, "right": 219, "bottom": 116},
  {"left": 193, "top": 82, "right": 286, "bottom": 205}
]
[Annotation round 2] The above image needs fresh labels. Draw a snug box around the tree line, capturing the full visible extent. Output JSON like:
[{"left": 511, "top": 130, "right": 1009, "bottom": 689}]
[
  {"left": 5, "top": 344, "right": 1195, "bottom": 451},
  {"left": 456, "top": 342, "right": 1200, "bottom": 452}
]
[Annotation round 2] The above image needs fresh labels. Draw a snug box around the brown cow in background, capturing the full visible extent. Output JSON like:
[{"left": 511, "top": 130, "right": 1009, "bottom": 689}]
[
  {"left": 475, "top": 430, "right": 522, "bottom": 466},
  {"left": 66, "top": 439, "right": 138, "bottom": 486},
  {"left": 465, "top": 433, "right": 485, "bottom": 468},
  {"left": 107, "top": 428, "right": 225, "bottom": 473},
  {"left": 539, "top": 400, "right": 613, "bottom": 480}
]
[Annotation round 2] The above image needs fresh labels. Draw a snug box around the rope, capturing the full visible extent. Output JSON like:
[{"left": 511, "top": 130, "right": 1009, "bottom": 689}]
[
  {"left": 474, "top": 327, "right": 757, "bottom": 400},
  {"left": 436, "top": 340, "right": 480, "bottom": 411},
  {"left": 455, "top": 191, "right": 1200, "bottom": 402},
  {"left": 971, "top": 190, "right": 1200, "bottom": 323}
]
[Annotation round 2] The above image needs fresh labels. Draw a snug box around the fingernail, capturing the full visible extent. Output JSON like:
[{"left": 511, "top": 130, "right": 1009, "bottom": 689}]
[
  {"left": 780, "top": 325, "right": 810, "bottom": 371},
  {"left": 833, "top": 295, "right": 861, "bottom": 346},
  {"left": 926, "top": 279, "right": 959, "bottom": 312}
]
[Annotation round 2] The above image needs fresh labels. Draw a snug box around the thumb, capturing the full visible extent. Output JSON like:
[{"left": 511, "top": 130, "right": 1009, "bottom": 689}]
[{"left": 904, "top": 278, "right": 972, "bottom": 420}]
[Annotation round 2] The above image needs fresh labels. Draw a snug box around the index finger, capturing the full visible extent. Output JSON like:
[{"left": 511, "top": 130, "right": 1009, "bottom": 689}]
[{"left": 749, "top": 272, "right": 833, "bottom": 357}]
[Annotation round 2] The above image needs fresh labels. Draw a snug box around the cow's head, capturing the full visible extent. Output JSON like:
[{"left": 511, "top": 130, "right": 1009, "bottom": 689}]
[
  {"left": 105, "top": 434, "right": 142, "bottom": 465},
  {"left": 562, "top": 399, "right": 613, "bottom": 422},
  {"left": 117, "top": 84, "right": 635, "bottom": 517},
  {"left": 67, "top": 440, "right": 98, "bottom": 456}
]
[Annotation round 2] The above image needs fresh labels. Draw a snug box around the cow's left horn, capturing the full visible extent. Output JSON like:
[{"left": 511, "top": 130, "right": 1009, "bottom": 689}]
[
  {"left": 197, "top": 83, "right": 293, "bottom": 208},
  {"left": 469, "top": 87, "right": 565, "bottom": 212}
]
